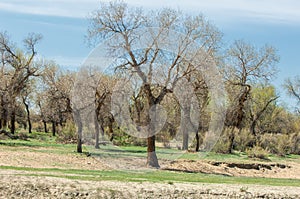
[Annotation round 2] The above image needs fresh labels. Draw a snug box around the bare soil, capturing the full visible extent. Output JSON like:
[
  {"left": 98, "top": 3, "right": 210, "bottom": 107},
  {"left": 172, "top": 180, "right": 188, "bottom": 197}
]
[
  {"left": 162, "top": 159, "right": 300, "bottom": 179},
  {"left": 0, "top": 170, "right": 299, "bottom": 199},
  {"left": 0, "top": 145, "right": 300, "bottom": 198}
]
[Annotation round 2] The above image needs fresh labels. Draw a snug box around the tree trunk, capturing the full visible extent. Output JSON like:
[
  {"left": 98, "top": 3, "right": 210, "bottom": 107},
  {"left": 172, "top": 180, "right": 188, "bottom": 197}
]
[
  {"left": 250, "top": 120, "right": 257, "bottom": 137},
  {"left": 108, "top": 117, "right": 114, "bottom": 141},
  {"left": 52, "top": 121, "right": 56, "bottom": 136},
  {"left": 181, "top": 104, "right": 193, "bottom": 151},
  {"left": 24, "top": 100, "right": 32, "bottom": 134},
  {"left": 147, "top": 135, "right": 159, "bottom": 168},
  {"left": 144, "top": 84, "right": 161, "bottom": 168},
  {"left": 10, "top": 109, "right": 16, "bottom": 134},
  {"left": 43, "top": 120, "right": 48, "bottom": 133},
  {"left": 1, "top": 96, "right": 8, "bottom": 130},
  {"left": 94, "top": 113, "right": 100, "bottom": 149},
  {"left": 195, "top": 131, "right": 200, "bottom": 152},
  {"left": 227, "top": 127, "right": 235, "bottom": 154},
  {"left": 182, "top": 132, "right": 189, "bottom": 150},
  {"left": 74, "top": 109, "right": 83, "bottom": 153},
  {"left": 77, "top": 126, "right": 83, "bottom": 153}
]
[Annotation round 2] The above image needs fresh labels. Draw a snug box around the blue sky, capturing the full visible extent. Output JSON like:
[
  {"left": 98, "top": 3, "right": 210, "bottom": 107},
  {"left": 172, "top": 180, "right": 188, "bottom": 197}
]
[{"left": 0, "top": 0, "right": 300, "bottom": 108}]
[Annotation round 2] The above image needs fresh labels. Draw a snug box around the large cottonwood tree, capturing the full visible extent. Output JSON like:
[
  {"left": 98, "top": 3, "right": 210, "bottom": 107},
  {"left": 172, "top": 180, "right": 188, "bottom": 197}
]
[
  {"left": 223, "top": 40, "right": 279, "bottom": 153},
  {"left": 86, "top": 1, "right": 221, "bottom": 167}
]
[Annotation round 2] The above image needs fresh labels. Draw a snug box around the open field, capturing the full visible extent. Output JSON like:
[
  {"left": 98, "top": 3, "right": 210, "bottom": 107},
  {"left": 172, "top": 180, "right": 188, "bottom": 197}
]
[{"left": 0, "top": 134, "right": 299, "bottom": 198}]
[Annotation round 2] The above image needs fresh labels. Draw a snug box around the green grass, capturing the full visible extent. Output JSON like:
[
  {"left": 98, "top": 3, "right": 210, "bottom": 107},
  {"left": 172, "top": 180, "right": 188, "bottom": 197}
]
[
  {"left": 0, "top": 165, "right": 299, "bottom": 187},
  {"left": 1, "top": 133, "right": 300, "bottom": 187}
]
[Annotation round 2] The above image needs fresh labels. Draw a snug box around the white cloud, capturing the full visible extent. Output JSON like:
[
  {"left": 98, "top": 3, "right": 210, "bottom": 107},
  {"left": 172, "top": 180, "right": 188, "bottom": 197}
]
[
  {"left": 0, "top": 0, "right": 98, "bottom": 18},
  {"left": 0, "top": 0, "right": 300, "bottom": 24}
]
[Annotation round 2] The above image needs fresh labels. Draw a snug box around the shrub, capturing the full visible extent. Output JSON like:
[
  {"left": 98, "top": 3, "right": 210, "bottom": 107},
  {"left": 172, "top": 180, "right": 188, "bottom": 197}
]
[
  {"left": 259, "top": 133, "right": 293, "bottom": 156},
  {"left": 277, "top": 134, "right": 292, "bottom": 156},
  {"left": 246, "top": 145, "right": 269, "bottom": 160},
  {"left": 290, "top": 133, "right": 300, "bottom": 155},
  {"left": 212, "top": 128, "right": 232, "bottom": 154},
  {"left": 234, "top": 129, "right": 255, "bottom": 152},
  {"left": 56, "top": 120, "right": 77, "bottom": 144},
  {"left": 259, "top": 134, "right": 278, "bottom": 154}
]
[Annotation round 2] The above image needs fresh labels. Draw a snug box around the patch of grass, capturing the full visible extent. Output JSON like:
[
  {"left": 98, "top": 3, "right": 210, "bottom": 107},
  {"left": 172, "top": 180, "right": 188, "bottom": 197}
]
[{"left": 1, "top": 165, "right": 299, "bottom": 187}]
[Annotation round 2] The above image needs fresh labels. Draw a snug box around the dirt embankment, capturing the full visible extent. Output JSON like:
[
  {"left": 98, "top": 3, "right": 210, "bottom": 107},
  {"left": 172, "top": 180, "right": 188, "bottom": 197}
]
[{"left": 162, "top": 159, "right": 300, "bottom": 179}]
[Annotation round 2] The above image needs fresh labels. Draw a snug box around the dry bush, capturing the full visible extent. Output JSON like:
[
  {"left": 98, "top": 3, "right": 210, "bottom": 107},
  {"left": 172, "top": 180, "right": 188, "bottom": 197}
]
[
  {"left": 277, "top": 134, "right": 292, "bottom": 156},
  {"left": 290, "top": 133, "right": 300, "bottom": 155},
  {"left": 259, "top": 134, "right": 280, "bottom": 154},
  {"left": 246, "top": 145, "right": 269, "bottom": 160},
  {"left": 212, "top": 128, "right": 232, "bottom": 154},
  {"left": 56, "top": 120, "right": 77, "bottom": 144},
  {"left": 234, "top": 129, "right": 255, "bottom": 152},
  {"left": 259, "top": 133, "right": 293, "bottom": 156}
]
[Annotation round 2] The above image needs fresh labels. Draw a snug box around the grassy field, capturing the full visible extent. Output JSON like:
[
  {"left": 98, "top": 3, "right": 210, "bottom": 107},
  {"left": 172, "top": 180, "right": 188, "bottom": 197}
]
[{"left": 0, "top": 131, "right": 300, "bottom": 188}]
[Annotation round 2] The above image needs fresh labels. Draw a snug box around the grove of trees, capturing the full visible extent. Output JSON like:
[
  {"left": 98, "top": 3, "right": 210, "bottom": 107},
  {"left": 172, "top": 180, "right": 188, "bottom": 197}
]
[{"left": 1, "top": 1, "right": 299, "bottom": 167}]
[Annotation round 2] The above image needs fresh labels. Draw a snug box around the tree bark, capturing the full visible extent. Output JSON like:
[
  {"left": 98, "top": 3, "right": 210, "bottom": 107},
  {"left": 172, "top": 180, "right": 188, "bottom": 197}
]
[
  {"left": 10, "top": 109, "right": 16, "bottom": 134},
  {"left": 43, "top": 120, "right": 48, "bottom": 133},
  {"left": 147, "top": 135, "right": 159, "bottom": 168},
  {"left": 181, "top": 112, "right": 190, "bottom": 151},
  {"left": 182, "top": 132, "right": 189, "bottom": 150},
  {"left": 74, "top": 109, "right": 83, "bottom": 153},
  {"left": 77, "top": 124, "right": 83, "bottom": 153},
  {"left": 23, "top": 99, "right": 32, "bottom": 134},
  {"left": 250, "top": 120, "right": 257, "bottom": 137},
  {"left": 94, "top": 113, "right": 100, "bottom": 149},
  {"left": 195, "top": 131, "right": 200, "bottom": 152},
  {"left": 144, "top": 84, "right": 160, "bottom": 168},
  {"left": 51, "top": 121, "right": 56, "bottom": 136},
  {"left": 227, "top": 127, "right": 235, "bottom": 154}
]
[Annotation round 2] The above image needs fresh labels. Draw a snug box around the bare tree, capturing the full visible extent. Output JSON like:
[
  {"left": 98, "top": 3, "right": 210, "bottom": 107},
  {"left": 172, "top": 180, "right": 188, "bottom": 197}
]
[
  {"left": 87, "top": 1, "right": 221, "bottom": 167},
  {"left": 284, "top": 76, "right": 300, "bottom": 112},
  {"left": 93, "top": 72, "right": 116, "bottom": 148},
  {"left": 40, "top": 62, "right": 74, "bottom": 136},
  {"left": 223, "top": 40, "right": 279, "bottom": 153},
  {"left": 0, "top": 31, "right": 42, "bottom": 133},
  {"left": 20, "top": 79, "right": 36, "bottom": 134}
]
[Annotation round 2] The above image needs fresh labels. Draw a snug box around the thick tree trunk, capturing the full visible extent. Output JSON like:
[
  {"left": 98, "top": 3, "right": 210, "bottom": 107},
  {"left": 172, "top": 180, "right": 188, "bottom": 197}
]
[
  {"left": 0, "top": 96, "right": 8, "bottom": 130},
  {"left": 182, "top": 132, "right": 189, "bottom": 150},
  {"left": 108, "top": 117, "right": 114, "bottom": 141},
  {"left": 74, "top": 109, "right": 83, "bottom": 153},
  {"left": 77, "top": 126, "right": 83, "bottom": 153},
  {"left": 51, "top": 121, "right": 56, "bottom": 136},
  {"left": 10, "top": 110, "right": 16, "bottom": 134},
  {"left": 24, "top": 101, "right": 32, "bottom": 134},
  {"left": 181, "top": 104, "right": 192, "bottom": 151},
  {"left": 94, "top": 114, "right": 100, "bottom": 149},
  {"left": 250, "top": 120, "right": 257, "bottom": 137},
  {"left": 147, "top": 135, "right": 159, "bottom": 168},
  {"left": 2, "top": 118, "right": 7, "bottom": 129},
  {"left": 227, "top": 127, "right": 235, "bottom": 154},
  {"left": 195, "top": 131, "right": 200, "bottom": 152},
  {"left": 43, "top": 120, "right": 48, "bottom": 133}
]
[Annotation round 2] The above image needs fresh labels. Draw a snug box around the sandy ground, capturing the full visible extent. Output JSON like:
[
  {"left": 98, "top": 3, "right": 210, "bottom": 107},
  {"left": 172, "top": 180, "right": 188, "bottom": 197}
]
[
  {"left": 0, "top": 170, "right": 299, "bottom": 199},
  {"left": 0, "top": 145, "right": 300, "bottom": 198}
]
